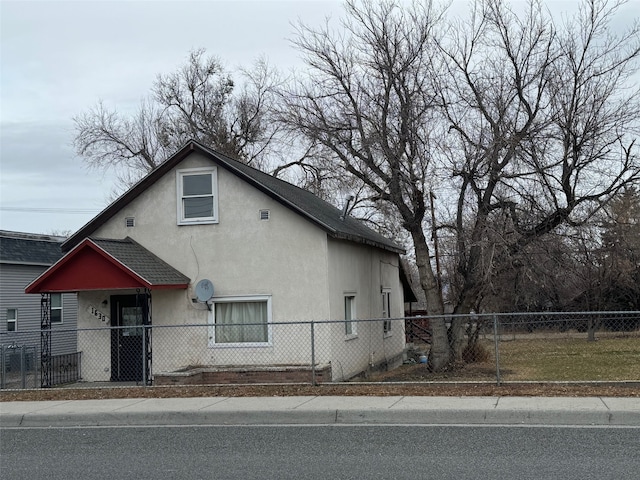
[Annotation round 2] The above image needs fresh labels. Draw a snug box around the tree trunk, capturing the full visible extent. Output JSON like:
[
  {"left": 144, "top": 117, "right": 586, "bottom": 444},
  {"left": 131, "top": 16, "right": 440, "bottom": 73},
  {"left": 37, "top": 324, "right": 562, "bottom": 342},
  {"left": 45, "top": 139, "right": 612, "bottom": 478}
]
[
  {"left": 587, "top": 314, "right": 599, "bottom": 342},
  {"left": 451, "top": 256, "right": 484, "bottom": 362},
  {"left": 449, "top": 317, "right": 467, "bottom": 363},
  {"left": 409, "top": 227, "right": 448, "bottom": 371}
]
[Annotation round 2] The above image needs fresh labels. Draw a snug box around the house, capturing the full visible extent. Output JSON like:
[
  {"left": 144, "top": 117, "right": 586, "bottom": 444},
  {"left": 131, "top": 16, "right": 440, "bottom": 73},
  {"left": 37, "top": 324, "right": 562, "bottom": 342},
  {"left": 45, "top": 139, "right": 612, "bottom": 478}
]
[
  {"left": 1, "top": 230, "right": 77, "bottom": 355},
  {"left": 26, "top": 141, "right": 409, "bottom": 384}
]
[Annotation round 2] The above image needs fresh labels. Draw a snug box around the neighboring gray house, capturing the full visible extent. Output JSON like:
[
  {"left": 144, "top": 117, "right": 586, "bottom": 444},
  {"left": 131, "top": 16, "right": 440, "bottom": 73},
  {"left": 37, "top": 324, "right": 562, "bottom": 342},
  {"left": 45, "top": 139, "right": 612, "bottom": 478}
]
[
  {"left": 27, "top": 141, "right": 411, "bottom": 384},
  {"left": 0, "top": 230, "right": 77, "bottom": 355}
]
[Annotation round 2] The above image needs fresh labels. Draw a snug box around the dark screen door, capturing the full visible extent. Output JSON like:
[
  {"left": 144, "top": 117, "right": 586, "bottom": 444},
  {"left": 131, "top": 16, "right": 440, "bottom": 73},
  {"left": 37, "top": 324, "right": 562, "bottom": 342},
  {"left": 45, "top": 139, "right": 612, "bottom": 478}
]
[{"left": 111, "top": 295, "right": 143, "bottom": 381}]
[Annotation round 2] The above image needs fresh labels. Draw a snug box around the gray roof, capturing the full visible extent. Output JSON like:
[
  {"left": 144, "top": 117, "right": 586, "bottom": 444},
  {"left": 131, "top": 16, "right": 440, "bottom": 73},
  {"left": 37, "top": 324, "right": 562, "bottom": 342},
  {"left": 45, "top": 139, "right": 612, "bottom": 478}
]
[
  {"left": 63, "top": 141, "right": 404, "bottom": 255},
  {"left": 92, "top": 237, "right": 190, "bottom": 286},
  {"left": 0, "top": 230, "right": 65, "bottom": 266},
  {"left": 207, "top": 145, "right": 405, "bottom": 253}
]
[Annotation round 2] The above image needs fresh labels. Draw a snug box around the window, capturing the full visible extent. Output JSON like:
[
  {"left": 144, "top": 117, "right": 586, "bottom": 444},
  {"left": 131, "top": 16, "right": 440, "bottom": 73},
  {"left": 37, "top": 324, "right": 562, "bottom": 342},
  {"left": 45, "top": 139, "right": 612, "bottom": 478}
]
[
  {"left": 382, "top": 289, "right": 392, "bottom": 334},
  {"left": 209, "top": 296, "right": 271, "bottom": 346},
  {"left": 51, "top": 294, "right": 63, "bottom": 324},
  {"left": 177, "top": 167, "right": 218, "bottom": 224},
  {"left": 344, "top": 295, "right": 357, "bottom": 336},
  {"left": 6, "top": 309, "right": 17, "bottom": 332}
]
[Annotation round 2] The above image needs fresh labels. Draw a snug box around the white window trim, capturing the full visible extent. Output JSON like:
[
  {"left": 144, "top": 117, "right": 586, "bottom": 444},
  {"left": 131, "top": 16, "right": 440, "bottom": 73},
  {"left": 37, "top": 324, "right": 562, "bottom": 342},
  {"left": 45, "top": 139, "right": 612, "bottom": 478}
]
[
  {"left": 177, "top": 167, "right": 218, "bottom": 225},
  {"left": 51, "top": 293, "right": 63, "bottom": 324},
  {"left": 6, "top": 308, "right": 17, "bottom": 332},
  {"left": 208, "top": 295, "right": 272, "bottom": 348},
  {"left": 382, "top": 288, "right": 392, "bottom": 336},
  {"left": 344, "top": 293, "right": 357, "bottom": 339}
]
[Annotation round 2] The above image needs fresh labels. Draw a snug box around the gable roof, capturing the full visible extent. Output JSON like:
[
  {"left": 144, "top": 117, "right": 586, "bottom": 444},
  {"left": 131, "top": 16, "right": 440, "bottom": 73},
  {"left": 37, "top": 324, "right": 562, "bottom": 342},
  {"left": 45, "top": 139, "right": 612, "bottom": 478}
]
[
  {"left": 0, "top": 230, "right": 65, "bottom": 266},
  {"left": 26, "top": 237, "right": 190, "bottom": 294},
  {"left": 91, "top": 237, "right": 191, "bottom": 287},
  {"left": 62, "top": 141, "right": 405, "bottom": 255}
]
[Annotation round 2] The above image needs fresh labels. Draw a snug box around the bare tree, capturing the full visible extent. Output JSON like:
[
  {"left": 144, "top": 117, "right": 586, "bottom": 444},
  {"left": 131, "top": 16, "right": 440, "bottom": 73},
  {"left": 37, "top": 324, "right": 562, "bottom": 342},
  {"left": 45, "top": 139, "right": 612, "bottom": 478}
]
[
  {"left": 278, "top": 0, "right": 452, "bottom": 370},
  {"left": 437, "top": 0, "right": 640, "bottom": 359},
  {"left": 74, "top": 49, "right": 281, "bottom": 188},
  {"left": 281, "top": 0, "right": 640, "bottom": 369},
  {"left": 598, "top": 186, "right": 640, "bottom": 309}
]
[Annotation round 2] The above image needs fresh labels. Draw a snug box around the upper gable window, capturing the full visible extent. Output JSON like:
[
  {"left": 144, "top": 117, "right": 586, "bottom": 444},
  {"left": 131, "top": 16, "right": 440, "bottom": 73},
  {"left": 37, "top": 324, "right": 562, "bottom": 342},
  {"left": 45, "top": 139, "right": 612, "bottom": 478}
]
[{"left": 177, "top": 167, "right": 218, "bottom": 225}]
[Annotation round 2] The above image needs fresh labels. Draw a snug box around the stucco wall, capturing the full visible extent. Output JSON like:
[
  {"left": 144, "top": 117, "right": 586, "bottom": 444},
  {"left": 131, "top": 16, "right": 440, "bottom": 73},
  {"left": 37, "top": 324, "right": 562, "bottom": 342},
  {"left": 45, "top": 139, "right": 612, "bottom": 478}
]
[
  {"left": 325, "top": 238, "right": 406, "bottom": 380},
  {"left": 76, "top": 290, "right": 114, "bottom": 382},
  {"left": 73, "top": 152, "right": 404, "bottom": 382},
  {"left": 81, "top": 153, "right": 331, "bottom": 376}
]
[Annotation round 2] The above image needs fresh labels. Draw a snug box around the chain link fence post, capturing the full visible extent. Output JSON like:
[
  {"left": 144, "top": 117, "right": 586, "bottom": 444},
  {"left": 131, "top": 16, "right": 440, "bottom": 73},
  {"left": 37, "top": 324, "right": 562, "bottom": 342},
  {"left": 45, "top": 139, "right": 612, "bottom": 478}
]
[
  {"left": 310, "top": 321, "right": 316, "bottom": 386},
  {"left": 142, "top": 324, "right": 147, "bottom": 387},
  {"left": 493, "top": 314, "right": 501, "bottom": 386}
]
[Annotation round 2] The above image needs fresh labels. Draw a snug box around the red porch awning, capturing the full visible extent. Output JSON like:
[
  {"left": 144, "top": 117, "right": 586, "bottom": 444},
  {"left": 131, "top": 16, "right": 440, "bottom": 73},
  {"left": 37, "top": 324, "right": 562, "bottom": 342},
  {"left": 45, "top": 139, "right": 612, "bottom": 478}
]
[{"left": 26, "top": 237, "right": 190, "bottom": 294}]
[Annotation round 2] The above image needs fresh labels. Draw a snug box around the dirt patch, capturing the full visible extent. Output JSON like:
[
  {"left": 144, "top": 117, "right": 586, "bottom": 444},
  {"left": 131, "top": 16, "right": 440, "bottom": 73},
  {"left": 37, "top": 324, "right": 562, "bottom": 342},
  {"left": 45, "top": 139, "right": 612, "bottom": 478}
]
[
  {"left": 366, "top": 362, "right": 502, "bottom": 382},
  {"left": 1, "top": 382, "right": 639, "bottom": 402}
]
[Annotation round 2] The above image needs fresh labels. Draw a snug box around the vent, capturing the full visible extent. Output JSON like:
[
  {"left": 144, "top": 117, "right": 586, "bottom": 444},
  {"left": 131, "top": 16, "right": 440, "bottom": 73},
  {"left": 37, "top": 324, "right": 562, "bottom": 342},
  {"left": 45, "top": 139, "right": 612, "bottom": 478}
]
[
  {"left": 125, "top": 217, "right": 135, "bottom": 228},
  {"left": 259, "top": 210, "right": 270, "bottom": 221}
]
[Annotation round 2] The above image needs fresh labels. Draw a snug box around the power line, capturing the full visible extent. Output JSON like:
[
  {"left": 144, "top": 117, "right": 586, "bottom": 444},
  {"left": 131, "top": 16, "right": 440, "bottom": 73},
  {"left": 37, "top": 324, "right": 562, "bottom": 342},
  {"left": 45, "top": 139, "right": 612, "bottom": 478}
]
[{"left": 0, "top": 207, "right": 102, "bottom": 214}]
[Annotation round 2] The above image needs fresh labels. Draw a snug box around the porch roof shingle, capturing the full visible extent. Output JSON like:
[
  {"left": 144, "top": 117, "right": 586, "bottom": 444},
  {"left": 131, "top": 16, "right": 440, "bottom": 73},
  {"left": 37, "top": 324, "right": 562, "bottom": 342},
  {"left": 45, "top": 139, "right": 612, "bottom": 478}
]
[
  {"left": 25, "top": 237, "right": 190, "bottom": 294},
  {"left": 91, "top": 237, "right": 190, "bottom": 287}
]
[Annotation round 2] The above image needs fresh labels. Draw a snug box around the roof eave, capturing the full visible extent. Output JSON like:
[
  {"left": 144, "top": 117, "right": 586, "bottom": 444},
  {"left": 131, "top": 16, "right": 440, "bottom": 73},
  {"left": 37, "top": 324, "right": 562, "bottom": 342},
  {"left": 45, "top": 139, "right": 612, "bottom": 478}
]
[
  {"left": 329, "top": 232, "right": 405, "bottom": 255},
  {"left": 0, "top": 260, "right": 55, "bottom": 267},
  {"left": 150, "top": 283, "right": 190, "bottom": 290}
]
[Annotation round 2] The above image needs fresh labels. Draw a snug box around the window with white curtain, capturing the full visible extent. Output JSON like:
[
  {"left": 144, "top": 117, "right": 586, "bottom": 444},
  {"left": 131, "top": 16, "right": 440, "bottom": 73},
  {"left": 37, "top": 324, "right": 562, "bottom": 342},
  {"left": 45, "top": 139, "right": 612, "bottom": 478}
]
[{"left": 209, "top": 296, "right": 271, "bottom": 346}]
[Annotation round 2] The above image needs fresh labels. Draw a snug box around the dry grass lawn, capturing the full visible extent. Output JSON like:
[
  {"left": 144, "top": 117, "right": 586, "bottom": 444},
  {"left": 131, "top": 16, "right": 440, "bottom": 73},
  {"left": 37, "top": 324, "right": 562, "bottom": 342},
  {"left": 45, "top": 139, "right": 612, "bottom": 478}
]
[{"left": 498, "top": 336, "right": 640, "bottom": 381}]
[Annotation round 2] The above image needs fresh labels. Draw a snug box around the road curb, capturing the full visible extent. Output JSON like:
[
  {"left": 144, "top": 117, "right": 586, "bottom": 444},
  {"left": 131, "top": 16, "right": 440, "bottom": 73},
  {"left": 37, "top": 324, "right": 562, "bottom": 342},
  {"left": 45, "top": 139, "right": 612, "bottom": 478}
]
[{"left": 3, "top": 408, "right": 640, "bottom": 428}]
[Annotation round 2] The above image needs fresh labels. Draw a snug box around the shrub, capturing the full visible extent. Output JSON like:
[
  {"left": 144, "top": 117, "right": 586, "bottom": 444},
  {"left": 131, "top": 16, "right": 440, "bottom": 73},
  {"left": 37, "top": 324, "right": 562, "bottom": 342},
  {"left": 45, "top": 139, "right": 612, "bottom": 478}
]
[{"left": 462, "top": 343, "right": 491, "bottom": 363}]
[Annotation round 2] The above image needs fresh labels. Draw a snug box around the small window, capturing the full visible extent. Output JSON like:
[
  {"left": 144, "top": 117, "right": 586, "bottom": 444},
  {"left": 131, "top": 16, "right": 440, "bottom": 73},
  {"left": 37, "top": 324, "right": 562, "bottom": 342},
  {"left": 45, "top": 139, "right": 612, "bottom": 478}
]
[
  {"left": 6, "top": 308, "right": 17, "bottom": 332},
  {"left": 177, "top": 167, "right": 218, "bottom": 225},
  {"left": 209, "top": 296, "right": 272, "bottom": 347},
  {"left": 125, "top": 217, "right": 135, "bottom": 228},
  {"left": 382, "top": 289, "right": 392, "bottom": 334},
  {"left": 51, "top": 294, "right": 63, "bottom": 324},
  {"left": 344, "top": 295, "right": 357, "bottom": 336}
]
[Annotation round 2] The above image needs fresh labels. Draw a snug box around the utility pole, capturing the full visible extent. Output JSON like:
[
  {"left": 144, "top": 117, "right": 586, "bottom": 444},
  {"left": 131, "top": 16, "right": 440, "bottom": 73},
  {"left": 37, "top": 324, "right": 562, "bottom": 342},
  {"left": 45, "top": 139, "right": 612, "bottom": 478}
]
[{"left": 430, "top": 190, "right": 444, "bottom": 306}]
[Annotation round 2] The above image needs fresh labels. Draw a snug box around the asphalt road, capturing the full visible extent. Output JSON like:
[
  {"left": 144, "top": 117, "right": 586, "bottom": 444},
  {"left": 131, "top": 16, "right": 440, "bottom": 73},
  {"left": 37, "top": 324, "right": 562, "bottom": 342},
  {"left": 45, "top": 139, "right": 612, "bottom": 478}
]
[{"left": 2, "top": 424, "right": 639, "bottom": 480}]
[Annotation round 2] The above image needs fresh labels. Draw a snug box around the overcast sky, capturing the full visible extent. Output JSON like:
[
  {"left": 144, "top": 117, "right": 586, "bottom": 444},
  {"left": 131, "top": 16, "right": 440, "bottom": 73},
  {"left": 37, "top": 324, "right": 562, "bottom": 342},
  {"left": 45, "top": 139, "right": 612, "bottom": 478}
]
[
  {"left": 1, "top": 0, "right": 639, "bottom": 236},
  {"left": 0, "top": 0, "right": 343, "bottom": 235}
]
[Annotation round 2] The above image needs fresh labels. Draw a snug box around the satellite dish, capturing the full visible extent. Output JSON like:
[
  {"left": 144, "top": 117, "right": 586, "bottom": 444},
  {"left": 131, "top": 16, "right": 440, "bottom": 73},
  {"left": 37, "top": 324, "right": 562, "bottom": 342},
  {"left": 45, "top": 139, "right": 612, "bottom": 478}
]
[{"left": 195, "top": 279, "right": 214, "bottom": 302}]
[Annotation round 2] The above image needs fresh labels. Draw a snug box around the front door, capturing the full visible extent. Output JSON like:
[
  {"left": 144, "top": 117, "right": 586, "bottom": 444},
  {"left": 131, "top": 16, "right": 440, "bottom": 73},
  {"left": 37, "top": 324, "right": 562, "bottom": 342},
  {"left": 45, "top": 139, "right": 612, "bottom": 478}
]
[{"left": 110, "top": 295, "right": 143, "bottom": 381}]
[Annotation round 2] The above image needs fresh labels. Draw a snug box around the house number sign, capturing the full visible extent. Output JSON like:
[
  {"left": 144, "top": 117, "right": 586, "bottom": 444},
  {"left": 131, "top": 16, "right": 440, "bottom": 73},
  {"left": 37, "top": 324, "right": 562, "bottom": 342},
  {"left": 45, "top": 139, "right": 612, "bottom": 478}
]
[{"left": 88, "top": 305, "right": 110, "bottom": 323}]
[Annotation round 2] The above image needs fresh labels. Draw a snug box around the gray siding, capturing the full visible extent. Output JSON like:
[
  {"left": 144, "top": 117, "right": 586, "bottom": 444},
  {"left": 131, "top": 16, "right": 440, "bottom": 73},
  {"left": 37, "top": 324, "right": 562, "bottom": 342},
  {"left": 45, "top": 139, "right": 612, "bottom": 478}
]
[{"left": 0, "top": 264, "right": 78, "bottom": 355}]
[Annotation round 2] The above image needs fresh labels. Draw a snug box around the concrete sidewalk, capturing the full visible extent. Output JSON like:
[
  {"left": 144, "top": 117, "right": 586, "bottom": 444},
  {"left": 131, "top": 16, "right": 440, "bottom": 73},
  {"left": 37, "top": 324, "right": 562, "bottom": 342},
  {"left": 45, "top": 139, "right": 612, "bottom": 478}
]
[{"left": 2, "top": 396, "right": 639, "bottom": 427}]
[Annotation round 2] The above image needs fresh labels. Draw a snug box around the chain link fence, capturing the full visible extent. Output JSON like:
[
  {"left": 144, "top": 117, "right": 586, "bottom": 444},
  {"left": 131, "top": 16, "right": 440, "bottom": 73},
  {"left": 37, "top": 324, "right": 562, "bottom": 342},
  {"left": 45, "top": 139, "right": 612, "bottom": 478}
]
[
  {"left": 1, "top": 311, "right": 638, "bottom": 390},
  {"left": 403, "top": 311, "right": 640, "bottom": 384},
  {"left": 1, "top": 343, "right": 38, "bottom": 389},
  {"left": 1, "top": 327, "right": 80, "bottom": 390}
]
